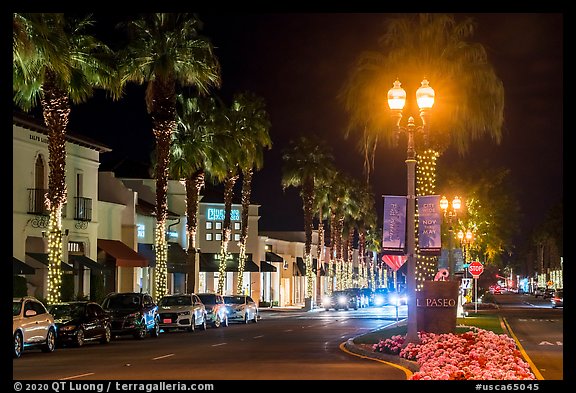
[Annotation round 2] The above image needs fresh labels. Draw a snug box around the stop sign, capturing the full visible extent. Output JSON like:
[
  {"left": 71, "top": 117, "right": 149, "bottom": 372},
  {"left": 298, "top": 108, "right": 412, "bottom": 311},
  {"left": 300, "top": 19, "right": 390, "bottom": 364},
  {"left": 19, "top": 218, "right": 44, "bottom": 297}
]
[{"left": 468, "top": 261, "right": 484, "bottom": 278}]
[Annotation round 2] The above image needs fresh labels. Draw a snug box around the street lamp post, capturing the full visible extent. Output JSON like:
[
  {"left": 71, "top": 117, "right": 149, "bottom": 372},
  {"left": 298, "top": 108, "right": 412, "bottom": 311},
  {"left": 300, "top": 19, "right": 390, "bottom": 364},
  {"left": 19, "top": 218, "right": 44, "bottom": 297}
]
[
  {"left": 440, "top": 195, "right": 461, "bottom": 281},
  {"left": 388, "top": 78, "right": 435, "bottom": 345},
  {"left": 458, "top": 229, "right": 474, "bottom": 277}
]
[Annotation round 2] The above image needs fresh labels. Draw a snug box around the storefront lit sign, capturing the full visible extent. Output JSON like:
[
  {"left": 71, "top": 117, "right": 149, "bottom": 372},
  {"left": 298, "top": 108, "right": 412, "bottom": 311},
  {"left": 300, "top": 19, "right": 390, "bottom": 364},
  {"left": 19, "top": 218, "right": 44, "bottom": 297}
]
[
  {"left": 207, "top": 208, "right": 240, "bottom": 221},
  {"left": 137, "top": 224, "right": 145, "bottom": 238}
]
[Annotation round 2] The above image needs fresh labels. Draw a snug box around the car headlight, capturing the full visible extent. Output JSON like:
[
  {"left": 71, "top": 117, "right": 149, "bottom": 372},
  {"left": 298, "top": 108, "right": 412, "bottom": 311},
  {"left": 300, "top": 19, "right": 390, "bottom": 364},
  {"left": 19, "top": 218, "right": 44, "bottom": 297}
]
[
  {"left": 178, "top": 311, "right": 191, "bottom": 316},
  {"left": 374, "top": 295, "right": 384, "bottom": 305},
  {"left": 338, "top": 296, "right": 347, "bottom": 305}
]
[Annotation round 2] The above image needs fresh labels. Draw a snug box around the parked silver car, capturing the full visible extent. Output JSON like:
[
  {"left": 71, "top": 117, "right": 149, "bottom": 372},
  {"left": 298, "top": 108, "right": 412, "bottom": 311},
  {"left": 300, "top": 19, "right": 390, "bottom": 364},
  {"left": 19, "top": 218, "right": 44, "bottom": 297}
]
[
  {"left": 196, "top": 293, "right": 228, "bottom": 328},
  {"left": 223, "top": 295, "right": 259, "bottom": 324},
  {"left": 158, "top": 294, "right": 207, "bottom": 332},
  {"left": 13, "top": 296, "right": 57, "bottom": 358}
]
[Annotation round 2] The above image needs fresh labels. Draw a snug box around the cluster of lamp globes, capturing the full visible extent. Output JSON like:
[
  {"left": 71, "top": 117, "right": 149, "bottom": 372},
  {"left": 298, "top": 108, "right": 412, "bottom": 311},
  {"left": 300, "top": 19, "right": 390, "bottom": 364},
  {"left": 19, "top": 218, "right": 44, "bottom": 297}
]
[{"left": 387, "top": 78, "right": 435, "bottom": 112}]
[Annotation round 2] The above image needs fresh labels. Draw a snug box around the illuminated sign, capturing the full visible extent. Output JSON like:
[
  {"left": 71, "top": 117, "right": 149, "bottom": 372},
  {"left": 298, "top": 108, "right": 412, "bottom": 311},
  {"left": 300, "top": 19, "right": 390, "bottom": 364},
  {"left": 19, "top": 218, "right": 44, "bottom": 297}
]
[
  {"left": 137, "top": 224, "right": 145, "bottom": 238},
  {"left": 207, "top": 208, "right": 240, "bottom": 221}
]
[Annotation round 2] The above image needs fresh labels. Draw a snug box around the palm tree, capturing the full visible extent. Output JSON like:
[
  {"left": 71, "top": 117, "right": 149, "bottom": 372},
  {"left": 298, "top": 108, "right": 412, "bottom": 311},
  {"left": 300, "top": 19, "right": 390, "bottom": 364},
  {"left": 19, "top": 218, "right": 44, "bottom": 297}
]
[
  {"left": 117, "top": 13, "right": 221, "bottom": 300},
  {"left": 229, "top": 92, "right": 272, "bottom": 295},
  {"left": 170, "top": 91, "right": 227, "bottom": 293},
  {"left": 13, "top": 13, "right": 117, "bottom": 304},
  {"left": 282, "top": 136, "right": 334, "bottom": 300},
  {"left": 339, "top": 13, "right": 504, "bottom": 174}
]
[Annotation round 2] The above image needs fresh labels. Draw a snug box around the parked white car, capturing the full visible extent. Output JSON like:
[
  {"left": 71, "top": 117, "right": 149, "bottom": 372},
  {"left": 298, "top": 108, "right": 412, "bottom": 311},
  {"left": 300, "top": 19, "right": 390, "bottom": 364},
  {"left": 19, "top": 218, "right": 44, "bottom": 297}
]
[
  {"left": 197, "top": 293, "right": 229, "bottom": 328},
  {"left": 223, "top": 295, "right": 259, "bottom": 324},
  {"left": 158, "top": 294, "right": 207, "bottom": 332},
  {"left": 13, "top": 296, "right": 57, "bottom": 358}
]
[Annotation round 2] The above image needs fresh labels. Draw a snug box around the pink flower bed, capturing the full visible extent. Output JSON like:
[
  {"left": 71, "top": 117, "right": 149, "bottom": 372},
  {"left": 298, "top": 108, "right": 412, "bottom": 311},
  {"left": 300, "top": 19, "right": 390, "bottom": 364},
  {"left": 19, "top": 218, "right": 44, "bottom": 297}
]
[{"left": 373, "top": 328, "right": 536, "bottom": 380}]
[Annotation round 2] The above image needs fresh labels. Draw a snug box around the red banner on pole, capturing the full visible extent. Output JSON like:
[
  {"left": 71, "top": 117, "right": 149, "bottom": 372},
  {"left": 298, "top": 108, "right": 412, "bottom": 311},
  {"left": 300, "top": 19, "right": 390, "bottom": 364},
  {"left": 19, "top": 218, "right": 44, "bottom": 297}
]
[{"left": 382, "top": 254, "right": 407, "bottom": 271}]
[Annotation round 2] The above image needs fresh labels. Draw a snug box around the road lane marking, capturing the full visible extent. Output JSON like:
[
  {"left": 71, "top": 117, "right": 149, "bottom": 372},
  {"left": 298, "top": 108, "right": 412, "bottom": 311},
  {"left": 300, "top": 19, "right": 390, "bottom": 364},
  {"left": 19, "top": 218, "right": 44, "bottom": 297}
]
[
  {"left": 59, "top": 373, "right": 95, "bottom": 380},
  {"left": 211, "top": 342, "right": 227, "bottom": 346},
  {"left": 153, "top": 354, "right": 175, "bottom": 360},
  {"left": 283, "top": 329, "right": 293, "bottom": 332},
  {"left": 253, "top": 335, "right": 264, "bottom": 339}
]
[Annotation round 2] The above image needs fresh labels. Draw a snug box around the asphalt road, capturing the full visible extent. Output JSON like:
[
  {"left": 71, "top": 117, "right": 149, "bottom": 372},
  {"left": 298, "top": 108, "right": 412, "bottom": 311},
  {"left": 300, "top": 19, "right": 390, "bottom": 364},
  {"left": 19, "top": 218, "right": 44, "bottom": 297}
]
[
  {"left": 489, "top": 292, "right": 564, "bottom": 381},
  {"left": 13, "top": 306, "right": 409, "bottom": 382},
  {"left": 13, "top": 293, "right": 563, "bottom": 383}
]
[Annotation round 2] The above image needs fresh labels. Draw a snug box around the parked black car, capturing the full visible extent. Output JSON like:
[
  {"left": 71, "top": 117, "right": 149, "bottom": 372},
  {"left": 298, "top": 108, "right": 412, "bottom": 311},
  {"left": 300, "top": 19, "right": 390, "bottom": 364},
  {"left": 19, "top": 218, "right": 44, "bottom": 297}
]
[
  {"left": 48, "top": 301, "right": 111, "bottom": 347},
  {"left": 322, "top": 290, "right": 359, "bottom": 311},
  {"left": 101, "top": 292, "right": 160, "bottom": 339}
]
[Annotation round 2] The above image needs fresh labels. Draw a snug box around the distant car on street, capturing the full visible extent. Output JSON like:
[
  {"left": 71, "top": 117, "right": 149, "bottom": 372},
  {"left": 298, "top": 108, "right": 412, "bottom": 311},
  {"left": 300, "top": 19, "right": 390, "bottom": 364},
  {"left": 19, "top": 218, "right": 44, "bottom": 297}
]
[
  {"left": 196, "top": 293, "right": 229, "bottom": 328},
  {"left": 373, "top": 288, "right": 390, "bottom": 307},
  {"left": 48, "top": 301, "right": 111, "bottom": 347},
  {"left": 223, "top": 295, "right": 258, "bottom": 324},
  {"left": 101, "top": 292, "right": 160, "bottom": 339},
  {"left": 158, "top": 293, "right": 207, "bottom": 332},
  {"left": 551, "top": 289, "right": 563, "bottom": 308},
  {"left": 322, "top": 290, "right": 359, "bottom": 311},
  {"left": 13, "top": 296, "right": 57, "bottom": 358}
]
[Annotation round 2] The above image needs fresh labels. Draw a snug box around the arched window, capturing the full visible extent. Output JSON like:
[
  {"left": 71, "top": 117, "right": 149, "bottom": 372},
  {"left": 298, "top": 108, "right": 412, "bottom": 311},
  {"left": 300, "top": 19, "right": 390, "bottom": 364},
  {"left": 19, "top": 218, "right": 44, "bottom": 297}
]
[{"left": 33, "top": 155, "right": 47, "bottom": 213}]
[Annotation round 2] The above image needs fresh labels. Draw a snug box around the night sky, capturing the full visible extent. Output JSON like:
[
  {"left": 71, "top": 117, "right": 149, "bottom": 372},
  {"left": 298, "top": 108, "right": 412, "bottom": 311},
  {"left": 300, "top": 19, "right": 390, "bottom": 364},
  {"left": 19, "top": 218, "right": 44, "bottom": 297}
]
[{"left": 65, "top": 13, "right": 563, "bottom": 253}]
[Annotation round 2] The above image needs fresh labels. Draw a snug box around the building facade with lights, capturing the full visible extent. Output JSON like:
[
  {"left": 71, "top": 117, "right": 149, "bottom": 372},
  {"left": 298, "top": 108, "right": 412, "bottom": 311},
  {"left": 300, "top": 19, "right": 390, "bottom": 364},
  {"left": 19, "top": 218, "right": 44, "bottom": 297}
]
[
  {"left": 13, "top": 113, "right": 363, "bottom": 306},
  {"left": 13, "top": 112, "right": 111, "bottom": 300}
]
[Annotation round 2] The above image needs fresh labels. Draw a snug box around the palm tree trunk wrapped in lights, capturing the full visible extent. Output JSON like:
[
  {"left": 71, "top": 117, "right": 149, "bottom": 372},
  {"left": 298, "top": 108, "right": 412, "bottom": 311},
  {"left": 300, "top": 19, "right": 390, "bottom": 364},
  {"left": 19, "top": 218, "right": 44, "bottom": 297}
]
[
  {"left": 237, "top": 169, "right": 252, "bottom": 294},
  {"left": 13, "top": 13, "right": 118, "bottom": 304},
  {"left": 218, "top": 171, "right": 238, "bottom": 294}
]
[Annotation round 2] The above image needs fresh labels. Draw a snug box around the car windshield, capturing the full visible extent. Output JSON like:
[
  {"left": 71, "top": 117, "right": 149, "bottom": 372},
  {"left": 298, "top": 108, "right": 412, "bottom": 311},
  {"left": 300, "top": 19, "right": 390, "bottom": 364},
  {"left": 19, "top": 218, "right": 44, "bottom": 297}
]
[
  {"left": 224, "top": 296, "right": 245, "bottom": 305},
  {"left": 13, "top": 300, "right": 23, "bottom": 316},
  {"left": 102, "top": 294, "right": 141, "bottom": 309},
  {"left": 159, "top": 296, "right": 192, "bottom": 307},
  {"left": 198, "top": 294, "right": 217, "bottom": 305},
  {"left": 49, "top": 304, "right": 85, "bottom": 319}
]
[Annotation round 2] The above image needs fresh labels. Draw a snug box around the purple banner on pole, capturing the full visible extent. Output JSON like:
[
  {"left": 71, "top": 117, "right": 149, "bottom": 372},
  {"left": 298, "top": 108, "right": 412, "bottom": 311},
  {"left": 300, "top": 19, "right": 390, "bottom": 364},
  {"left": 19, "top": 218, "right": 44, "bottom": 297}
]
[
  {"left": 382, "top": 196, "right": 406, "bottom": 254},
  {"left": 418, "top": 195, "right": 442, "bottom": 255}
]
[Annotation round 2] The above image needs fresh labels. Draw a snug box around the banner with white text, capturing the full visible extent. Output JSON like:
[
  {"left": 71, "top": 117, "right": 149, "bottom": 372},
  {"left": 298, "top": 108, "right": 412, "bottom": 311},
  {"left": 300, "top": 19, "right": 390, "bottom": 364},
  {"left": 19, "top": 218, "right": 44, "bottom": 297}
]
[
  {"left": 382, "top": 196, "right": 406, "bottom": 255},
  {"left": 417, "top": 195, "right": 442, "bottom": 255}
]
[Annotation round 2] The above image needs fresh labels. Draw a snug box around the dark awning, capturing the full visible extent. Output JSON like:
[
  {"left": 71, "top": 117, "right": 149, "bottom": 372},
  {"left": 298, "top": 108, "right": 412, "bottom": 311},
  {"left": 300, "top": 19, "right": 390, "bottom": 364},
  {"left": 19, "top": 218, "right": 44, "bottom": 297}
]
[
  {"left": 313, "top": 258, "right": 327, "bottom": 276},
  {"left": 13, "top": 257, "right": 35, "bottom": 275},
  {"left": 260, "top": 261, "right": 277, "bottom": 272},
  {"left": 138, "top": 243, "right": 189, "bottom": 273},
  {"left": 199, "top": 253, "right": 259, "bottom": 272},
  {"left": 68, "top": 254, "right": 107, "bottom": 271},
  {"left": 97, "top": 239, "right": 148, "bottom": 267},
  {"left": 25, "top": 252, "right": 73, "bottom": 272},
  {"left": 294, "top": 257, "right": 326, "bottom": 276},
  {"left": 294, "top": 257, "right": 306, "bottom": 276},
  {"left": 265, "top": 251, "right": 284, "bottom": 262}
]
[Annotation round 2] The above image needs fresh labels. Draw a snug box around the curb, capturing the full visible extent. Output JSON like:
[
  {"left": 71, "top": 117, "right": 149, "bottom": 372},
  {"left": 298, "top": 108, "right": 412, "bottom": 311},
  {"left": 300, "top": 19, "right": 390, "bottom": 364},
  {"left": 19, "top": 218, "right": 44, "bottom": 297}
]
[{"left": 343, "top": 339, "right": 421, "bottom": 374}]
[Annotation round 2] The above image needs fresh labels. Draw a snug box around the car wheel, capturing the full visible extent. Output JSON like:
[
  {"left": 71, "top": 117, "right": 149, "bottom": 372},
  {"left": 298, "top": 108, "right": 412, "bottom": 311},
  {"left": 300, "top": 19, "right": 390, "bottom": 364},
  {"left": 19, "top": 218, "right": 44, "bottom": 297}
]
[
  {"left": 223, "top": 315, "right": 229, "bottom": 327},
  {"left": 75, "top": 328, "right": 85, "bottom": 347},
  {"left": 42, "top": 328, "right": 56, "bottom": 353},
  {"left": 244, "top": 313, "right": 249, "bottom": 324},
  {"left": 213, "top": 315, "right": 221, "bottom": 328},
  {"left": 253, "top": 313, "right": 258, "bottom": 323},
  {"left": 13, "top": 331, "right": 23, "bottom": 358},
  {"left": 134, "top": 320, "right": 147, "bottom": 339},
  {"left": 101, "top": 325, "right": 111, "bottom": 344},
  {"left": 325, "top": 307, "right": 330, "bottom": 311},
  {"left": 151, "top": 319, "right": 160, "bottom": 338},
  {"left": 188, "top": 316, "right": 196, "bottom": 332}
]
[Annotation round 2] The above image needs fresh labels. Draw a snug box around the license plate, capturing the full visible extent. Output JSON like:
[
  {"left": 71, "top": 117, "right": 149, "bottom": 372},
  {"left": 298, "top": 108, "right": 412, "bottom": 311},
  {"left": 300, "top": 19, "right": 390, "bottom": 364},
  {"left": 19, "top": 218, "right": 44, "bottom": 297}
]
[{"left": 163, "top": 319, "right": 172, "bottom": 324}]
